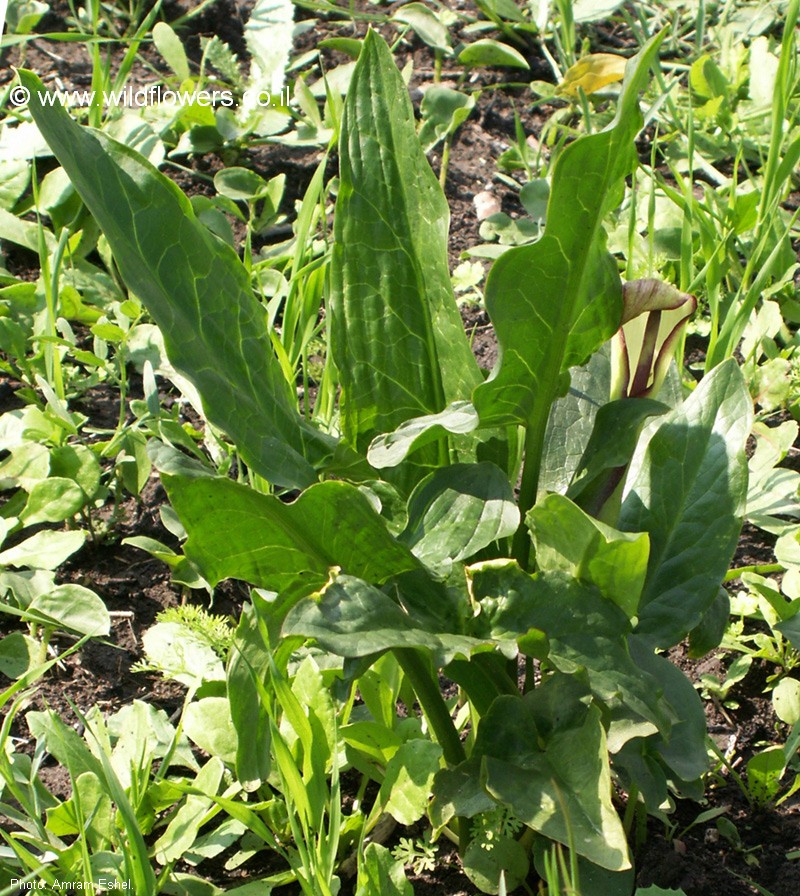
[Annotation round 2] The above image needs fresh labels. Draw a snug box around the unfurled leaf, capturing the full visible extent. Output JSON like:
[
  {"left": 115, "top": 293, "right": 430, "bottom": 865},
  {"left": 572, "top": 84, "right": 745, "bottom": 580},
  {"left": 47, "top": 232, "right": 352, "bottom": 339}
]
[
  {"left": 184, "top": 698, "right": 238, "bottom": 764},
  {"left": 155, "top": 758, "right": 224, "bottom": 864},
  {"left": 418, "top": 87, "right": 475, "bottom": 152},
  {"left": 152, "top": 22, "right": 191, "bottom": 82},
  {"left": 619, "top": 360, "right": 751, "bottom": 647},
  {"left": 747, "top": 746, "right": 786, "bottom": 806},
  {"left": 0, "top": 529, "right": 85, "bottom": 570},
  {"left": 539, "top": 348, "right": 610, "bottom": 496},
  {"left": 331, "top": 31, "right": 481, "bottom": 481},
  {"left": 469, "top": 675, "right": 629, "bottom": 871},
  {"left": 243, "top": 0, "right": 294, "bottom": 98},
  {"left": 469, "top": 564, "right": 670, "bottom": 732},
  {"left": 283, "top": 575, "right": 488, "bottom": 666},
  {"left": 0, "top": 632, "right": 40, "bottom": 678},
  {"left": 463, "top": 834, "right": 528, "bottom": 894},
  {"left": 627, "top": 639, "right": 708, "bottom": 783},
  {"left": 380, "top": 739, "right": 442, "bottom": 824},
  {"left": 164, "top": 476, "right": 420, "bottom": 602},
  {"left": 141, "top": 622, "right": 225, "bottom": 688},
  {"left": 773, "top": 677, "right": 800, "bottom": 725},
  {"left": 20, "top": 477, "right": 86, "bottom": 524},
  {"left": 356, "top": 843, "right": 413, "bottom": 896},
  {"left": 228, "top": 601, "right": 272, "bottom": 791},
  {"left": 27, "top": 585, "right": 110, "bottom": 637},
  {"left": 474, "top": 35, "right": 663, "bottom": 427},
  {"left": 368, "top": 401, "right": 479, "bottom": 469},
  {"left": 21, "top": 69, "right": 332, "bottom": 490},
  {"left": 392, "top": 3, "right": 450, "bottom": 52}
]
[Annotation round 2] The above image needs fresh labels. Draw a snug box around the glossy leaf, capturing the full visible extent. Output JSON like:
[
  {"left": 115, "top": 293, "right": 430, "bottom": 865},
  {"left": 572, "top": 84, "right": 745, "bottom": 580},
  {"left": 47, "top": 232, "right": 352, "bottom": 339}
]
[
  {"left": 21, "top": 69, "right": 332, "bottom": 490},
  {"left": 527, "top": 493, "right": 648, "bottom": 618},
  {"left": 0, "top": 529, "right": 85, "bottom": 570},
  {"left": 458, "top": 39, "right": 529, "bottom": 70},
  {"left": 402, "top": 463, "right": 518, "bottom": 574},
  {"left": 27, "top": 585, "right": 110, "bottom": 637},
  {"left": 539, "top": 348, "right": 610, "bottom": 495},
  {"left": 567, "top": 397, "right": 668, "bottom": 520},
  {"left": 380, "top": 739, "right": 442, "bottom": 825},
  {"left": 331, "top": 31, "right": 481, "bottom": 472},
  {"left": 367, "top": 401, "right": 479, "bottom": 469},
  {"left": 478, "top": 676, "right": 629, "bottom": 870},
  {"left": 627, "top": 637, "right": 708, "bottom": 784},
  {"left": 283, "top": 575, "right": 489, "bottom": 667},
  {"left": 470, "top": 563, "right": 670, "bottom": 731},
  {"left": 619, "top": 360, "right": 751, "bottom": 647},
  {"left": 164, "top": 476, "right": 420, "bottom": 600},
  {"left": 473, "top": 34, "right": 663, "bottom": 427}
]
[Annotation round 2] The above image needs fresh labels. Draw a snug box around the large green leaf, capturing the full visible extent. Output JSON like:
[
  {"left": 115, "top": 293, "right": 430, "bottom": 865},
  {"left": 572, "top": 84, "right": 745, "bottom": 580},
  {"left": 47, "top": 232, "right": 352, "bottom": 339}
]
[
  {"left": 566, "top": 397, "right": 669, "bottom": 520},
  {"left": 473, "top": 34, "right": 663, "bottom": 427},
  {"left": 164, "top": 476, "right": 421, "bottom": 606},
  {"left": 331, "top": 30, "right": 481, "bottom": 470},
  {"left": 539, "top": 348, "right": 610, "bottom": 495},
  {"left": 470, "top": 563, "right": 670, "bottom": 732},
  {"left": 283, "top": 574, "right": 491, "bottom": 666},
  {"left": 402, "top": 463, "right": 518, "bottom": 574},
  {"left": 527, "top": 493, "right": 649, "bottom": 618},
  {"left": 20, "top": 69, "right": 331, "bottom": 490},
  {"left": 627, "top": 637, "right": 708, "bottom": 784},
  {"left": 618, "top": 359, "right": 751, "bottom": 647},
  {"left": 436, "top": 675, "right": 631, "bottom": 871}
]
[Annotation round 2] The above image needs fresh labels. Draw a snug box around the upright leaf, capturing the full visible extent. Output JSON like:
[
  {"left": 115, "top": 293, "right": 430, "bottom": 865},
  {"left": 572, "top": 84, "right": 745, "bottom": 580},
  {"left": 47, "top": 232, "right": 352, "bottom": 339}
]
[
  {"left": 21, "top": 70, "right": 332, "bottom": 490},
  {"left": 473, "top": 34, "right": 664, "bottom": 427},
  {"left": 619, "top": 360, "right": 751, "bottom": 647},
  {"left": 228, "top": 601, "right": 271, "bottom": 790},
  {"left": 331, "top": 31, "right": 481, "bottom": 472}
]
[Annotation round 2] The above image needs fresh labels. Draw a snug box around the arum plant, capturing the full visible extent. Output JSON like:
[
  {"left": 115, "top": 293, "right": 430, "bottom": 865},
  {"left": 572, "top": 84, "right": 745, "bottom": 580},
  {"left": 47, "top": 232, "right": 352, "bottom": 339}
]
[{"left": 19, "top": 26, "right": 751, "bottom": 894}]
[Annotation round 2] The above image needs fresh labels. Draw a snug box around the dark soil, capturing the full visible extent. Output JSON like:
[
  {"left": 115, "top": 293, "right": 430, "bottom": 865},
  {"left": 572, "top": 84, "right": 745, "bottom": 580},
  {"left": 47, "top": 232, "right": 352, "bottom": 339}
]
[{"left": 3, "top": 2, "right": 800, "bottom": 895}]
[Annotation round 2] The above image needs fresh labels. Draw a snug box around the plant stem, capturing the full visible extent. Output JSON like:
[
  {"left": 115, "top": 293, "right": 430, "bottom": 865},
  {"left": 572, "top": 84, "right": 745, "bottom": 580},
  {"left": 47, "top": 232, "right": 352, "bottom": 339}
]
[
  {"left": 439, "top": 132, "right": 453, "bottom": 190},
  {"left": 512, "top": 401, "right": 549, "bottom": 570},
  {"left": 394, "top": 648, "right": 469, "bottom": 854},
  {"left": 394, "top": 648, "right": 465, "bottom": 767}
]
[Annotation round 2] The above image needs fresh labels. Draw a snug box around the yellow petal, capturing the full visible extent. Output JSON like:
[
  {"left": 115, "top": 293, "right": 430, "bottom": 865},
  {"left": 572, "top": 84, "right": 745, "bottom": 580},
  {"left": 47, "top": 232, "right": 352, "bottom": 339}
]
[{"left": 557, "top": 53, "right": 627, "bottom": 98}]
